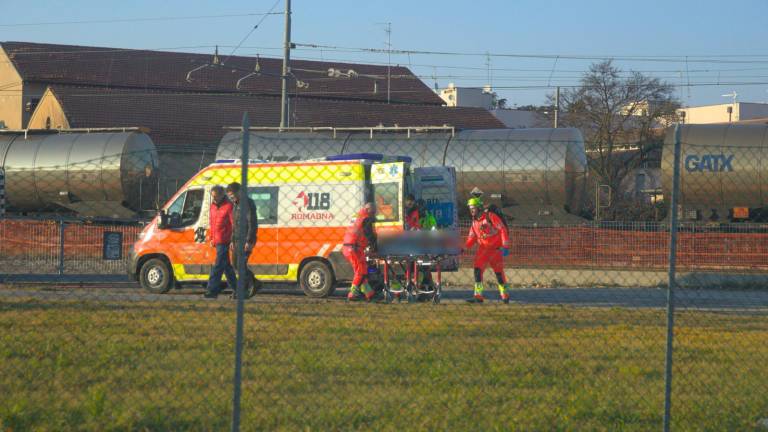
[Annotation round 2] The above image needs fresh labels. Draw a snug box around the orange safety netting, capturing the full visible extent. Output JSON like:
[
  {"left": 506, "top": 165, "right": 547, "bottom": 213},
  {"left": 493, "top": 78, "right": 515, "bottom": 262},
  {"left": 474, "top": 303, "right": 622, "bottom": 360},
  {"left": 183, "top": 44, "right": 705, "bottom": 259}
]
[{"left": 2, "top": 219, "right": 768, "bottom": 272}]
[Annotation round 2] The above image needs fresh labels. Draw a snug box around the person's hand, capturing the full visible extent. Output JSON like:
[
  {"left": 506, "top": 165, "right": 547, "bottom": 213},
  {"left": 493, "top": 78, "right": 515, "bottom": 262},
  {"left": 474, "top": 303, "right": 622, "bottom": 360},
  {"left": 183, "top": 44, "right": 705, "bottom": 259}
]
[
  {"left": 244, "top": 242, "right": 253, "bottom": 253},
  {"left": 210, "top": 241, "right": 214, "bottom": 248},
  {"left": 500, "top": 247, "right": 510, "bottom": 257}
]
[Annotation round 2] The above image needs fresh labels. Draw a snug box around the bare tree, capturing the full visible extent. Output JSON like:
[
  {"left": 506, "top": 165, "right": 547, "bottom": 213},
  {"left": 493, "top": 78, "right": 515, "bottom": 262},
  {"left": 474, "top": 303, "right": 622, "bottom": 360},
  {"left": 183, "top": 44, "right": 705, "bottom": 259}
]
[{"left": 551, "top": 60, "right": 680, "bottom": 218}]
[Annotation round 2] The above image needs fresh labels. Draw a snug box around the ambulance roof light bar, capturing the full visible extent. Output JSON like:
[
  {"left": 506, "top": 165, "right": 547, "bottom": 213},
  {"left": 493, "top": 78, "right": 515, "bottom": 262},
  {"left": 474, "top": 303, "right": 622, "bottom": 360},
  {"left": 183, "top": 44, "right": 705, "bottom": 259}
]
[
  {"left": 213, "top": 158, "right": 269, "bottom": 164},
  {"left": 325, "top": 153, "right": 412, "bottom": 163}
]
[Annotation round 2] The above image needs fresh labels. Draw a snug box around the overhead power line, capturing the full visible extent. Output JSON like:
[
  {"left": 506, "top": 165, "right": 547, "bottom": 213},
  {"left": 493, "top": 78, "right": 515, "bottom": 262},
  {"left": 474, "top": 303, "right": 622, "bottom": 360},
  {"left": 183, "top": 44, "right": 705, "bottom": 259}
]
[
  {"left": 222, "top": 0, "right": 283, "bottom": 64},
  {"left": 293, "top": 42, "right": 768, "bottom": 64},
  {"left": 0, "top": 12, "right": 282, "bottom": 27}
]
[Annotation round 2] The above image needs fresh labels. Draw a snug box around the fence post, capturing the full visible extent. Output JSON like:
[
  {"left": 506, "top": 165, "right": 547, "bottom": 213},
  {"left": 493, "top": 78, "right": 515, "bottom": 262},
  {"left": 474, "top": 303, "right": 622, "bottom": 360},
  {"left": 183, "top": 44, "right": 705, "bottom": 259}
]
[
  {"left": 58, "top": 219, "right": 66, "bottom": 276},
  {"left": 231, "top": 112, "right": 249, "bottom": 432},
  {"left": 663, "top": 123, "right": 682, "bottom": 432}
]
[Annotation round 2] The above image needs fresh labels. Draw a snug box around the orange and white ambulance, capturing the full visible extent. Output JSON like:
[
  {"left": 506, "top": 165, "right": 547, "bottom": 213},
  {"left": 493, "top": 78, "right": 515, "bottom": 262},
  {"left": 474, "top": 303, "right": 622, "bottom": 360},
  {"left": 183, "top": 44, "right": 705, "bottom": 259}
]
[{"left": 129, "top": 154, "right": 456, "bottom": 297}]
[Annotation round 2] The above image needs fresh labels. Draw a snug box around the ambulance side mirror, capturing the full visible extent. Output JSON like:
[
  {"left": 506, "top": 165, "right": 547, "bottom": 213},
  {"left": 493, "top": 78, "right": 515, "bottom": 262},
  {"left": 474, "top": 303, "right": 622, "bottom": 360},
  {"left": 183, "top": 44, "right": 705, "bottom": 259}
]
[{"left": 157, "top": 210, "right": 169, "bottom": 229}]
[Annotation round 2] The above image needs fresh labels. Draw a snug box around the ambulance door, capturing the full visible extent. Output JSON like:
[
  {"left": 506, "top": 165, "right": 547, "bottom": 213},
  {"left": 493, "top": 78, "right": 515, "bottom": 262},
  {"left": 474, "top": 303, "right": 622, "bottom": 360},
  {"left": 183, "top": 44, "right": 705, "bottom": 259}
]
[
  {"left": 413, "top": 166, "right": 458, "bottom": 229},
  {"left": 161, "top": 186, "right": 208, "bottom": 278},
  {"left": 413, "top": 166, "right": 460, "bottom": 270},
  {"left": 370, "top": 162, "right": 405, "bottom": 232},
  {"left": 245, "top": 186, "right": 280, "bottom": 277}
]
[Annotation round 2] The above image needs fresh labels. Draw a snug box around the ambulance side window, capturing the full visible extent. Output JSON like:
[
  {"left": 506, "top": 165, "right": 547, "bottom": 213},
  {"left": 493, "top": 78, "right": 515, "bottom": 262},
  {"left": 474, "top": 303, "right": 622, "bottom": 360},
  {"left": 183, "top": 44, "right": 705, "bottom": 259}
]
[
  {"left": 166, "top": 193, "right": 185, "bottom": 217},
  {"left": 164, "top": 189, "right": 204, "bottom": 228},
  {"left": 247, "top": 186, "right": 278, "bottom": 225},
  {"left": 372, "top": 182, "right": 400, "bottom": 222},
  {"left": 181, "top": 189, "right": 204, "bottom": 226}
]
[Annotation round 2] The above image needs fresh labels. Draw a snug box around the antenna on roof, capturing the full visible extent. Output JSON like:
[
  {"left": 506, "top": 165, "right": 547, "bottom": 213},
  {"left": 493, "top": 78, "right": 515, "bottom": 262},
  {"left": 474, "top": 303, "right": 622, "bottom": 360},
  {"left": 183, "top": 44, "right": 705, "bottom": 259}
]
[{"left": 721, "top": 91, "right": 738, "bottom": 105}]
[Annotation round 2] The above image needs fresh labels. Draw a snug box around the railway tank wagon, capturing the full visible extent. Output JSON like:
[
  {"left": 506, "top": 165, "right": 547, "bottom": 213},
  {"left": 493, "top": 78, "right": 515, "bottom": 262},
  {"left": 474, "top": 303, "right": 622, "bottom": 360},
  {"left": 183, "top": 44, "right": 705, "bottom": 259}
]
[
  {"left": 662, "top": 124, "right": 768, "bottom": 222},
  {"left": 0, "top": 131, "right": 159, "bottom": 218},
  {"left": 216, "top": 127, "right": 588, "bottom": 223}
]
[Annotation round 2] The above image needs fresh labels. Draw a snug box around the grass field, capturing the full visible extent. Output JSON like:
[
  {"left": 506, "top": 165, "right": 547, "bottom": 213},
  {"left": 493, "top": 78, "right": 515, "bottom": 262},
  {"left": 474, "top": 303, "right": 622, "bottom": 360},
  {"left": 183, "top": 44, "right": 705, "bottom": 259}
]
[{"left": 1, "top": 296, "right": 767, "bottom": 431}]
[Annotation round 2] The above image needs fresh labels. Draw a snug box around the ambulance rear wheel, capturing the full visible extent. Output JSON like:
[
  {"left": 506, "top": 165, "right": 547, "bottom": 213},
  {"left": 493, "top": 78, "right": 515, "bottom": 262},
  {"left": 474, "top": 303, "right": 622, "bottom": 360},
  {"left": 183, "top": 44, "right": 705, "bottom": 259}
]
[
  {"left": 299, "top": 261, "right": 335, "bottom": 298},
  {"left": 140, "top": 258, "right": 173, "bottom": 294}
]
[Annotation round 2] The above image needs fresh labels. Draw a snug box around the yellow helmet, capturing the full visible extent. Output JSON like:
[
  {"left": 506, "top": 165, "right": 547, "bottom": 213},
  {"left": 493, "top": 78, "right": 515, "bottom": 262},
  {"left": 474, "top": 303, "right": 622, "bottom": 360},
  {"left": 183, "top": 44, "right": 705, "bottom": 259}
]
[{"left": 467, "top": 197, "right": 483, "bottom": 208}]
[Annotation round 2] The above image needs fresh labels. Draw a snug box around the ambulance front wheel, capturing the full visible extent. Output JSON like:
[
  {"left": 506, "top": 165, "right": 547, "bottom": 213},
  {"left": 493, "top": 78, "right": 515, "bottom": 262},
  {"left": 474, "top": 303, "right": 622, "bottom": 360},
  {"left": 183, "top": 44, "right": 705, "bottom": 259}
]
[
  {"left": 299, "top": 261, "right": 335, "bottom": 298},
  {"left": 140, "top": 258, "right": 173, "bottom": 294}
]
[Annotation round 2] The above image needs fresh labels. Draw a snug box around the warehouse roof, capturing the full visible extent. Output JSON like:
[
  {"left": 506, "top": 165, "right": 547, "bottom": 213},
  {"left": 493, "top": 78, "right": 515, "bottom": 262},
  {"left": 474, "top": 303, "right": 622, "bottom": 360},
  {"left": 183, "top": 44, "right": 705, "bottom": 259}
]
[
  {"left": 1, "top": 41, "right": 444, "bottom": 105},
  {"left": 38, "top": 86, "right": 505, "bottom": 147}
]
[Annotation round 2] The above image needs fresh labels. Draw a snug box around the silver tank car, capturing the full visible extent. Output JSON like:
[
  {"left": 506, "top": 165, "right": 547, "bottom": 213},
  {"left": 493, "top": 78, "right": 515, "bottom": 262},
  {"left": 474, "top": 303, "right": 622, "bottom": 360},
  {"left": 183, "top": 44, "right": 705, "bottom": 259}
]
[
  {"left": 217, "top": 128, "right": 587, "bottom": 223},
  {"left": 662, "top": 124, "right": 768, "bottom": 221},
  {"left": 0, "top": 131, "right": 158, "bottom": 218}
]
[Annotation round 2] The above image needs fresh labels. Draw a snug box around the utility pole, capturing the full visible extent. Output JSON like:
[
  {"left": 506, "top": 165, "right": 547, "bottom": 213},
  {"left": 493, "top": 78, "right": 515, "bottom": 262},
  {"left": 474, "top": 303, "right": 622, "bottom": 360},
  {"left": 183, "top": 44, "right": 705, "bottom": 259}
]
[
  {"left": 554, "top": 86, "right": 560, "bottom": 128},
  {"left": 280, "top": 0, "right": 292, "bottom": 128},
  {"left": 385, "top": 22, "right": 391, "bottom": 104}
]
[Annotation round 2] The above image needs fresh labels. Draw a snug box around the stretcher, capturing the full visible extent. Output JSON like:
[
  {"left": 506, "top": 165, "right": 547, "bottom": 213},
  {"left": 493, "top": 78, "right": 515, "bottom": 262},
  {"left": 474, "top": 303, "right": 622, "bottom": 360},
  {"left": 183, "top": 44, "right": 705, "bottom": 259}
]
[{"left": 367, "top": 231, "right": 461, "bottom": 304}]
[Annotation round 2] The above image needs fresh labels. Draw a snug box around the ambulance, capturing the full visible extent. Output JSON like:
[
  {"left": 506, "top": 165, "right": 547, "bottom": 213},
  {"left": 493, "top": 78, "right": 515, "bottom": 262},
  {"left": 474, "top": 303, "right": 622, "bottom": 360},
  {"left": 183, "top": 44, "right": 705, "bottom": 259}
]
[{"left": 129, "top": 154, "right": 457, "bottom": 297}]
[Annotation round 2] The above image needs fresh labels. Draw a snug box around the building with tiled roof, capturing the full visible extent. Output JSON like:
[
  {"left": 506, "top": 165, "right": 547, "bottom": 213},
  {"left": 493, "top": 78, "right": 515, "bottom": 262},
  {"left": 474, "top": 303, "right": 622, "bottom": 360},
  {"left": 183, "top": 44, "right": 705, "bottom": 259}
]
[
  {"left": 0, "top": 41, "right": 449, "bottom": 129},
  {"left": 28, "top": 85, "right": 503, "bottom": 147}
]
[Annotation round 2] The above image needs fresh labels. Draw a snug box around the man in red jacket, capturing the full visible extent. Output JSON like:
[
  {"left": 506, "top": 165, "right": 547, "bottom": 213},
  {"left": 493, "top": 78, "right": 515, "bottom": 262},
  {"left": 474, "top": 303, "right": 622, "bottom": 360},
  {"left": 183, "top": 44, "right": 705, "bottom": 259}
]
[
  {"left": 203, "top": 185, "right": 238, "bottom": 298},
  {"left": 342, "top": 202, "right": 378, "bottom": 301},
  {"left": 465, "top": 197, "right": 511, "bottom": 303}
]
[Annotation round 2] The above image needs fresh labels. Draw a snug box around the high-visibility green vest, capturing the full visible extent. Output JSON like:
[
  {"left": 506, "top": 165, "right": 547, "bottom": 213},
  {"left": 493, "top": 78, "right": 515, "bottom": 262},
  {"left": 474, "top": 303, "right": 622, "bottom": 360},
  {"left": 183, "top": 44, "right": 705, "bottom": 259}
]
[{"left": 420, "top": 210, "right": 437, "bottom": 230}]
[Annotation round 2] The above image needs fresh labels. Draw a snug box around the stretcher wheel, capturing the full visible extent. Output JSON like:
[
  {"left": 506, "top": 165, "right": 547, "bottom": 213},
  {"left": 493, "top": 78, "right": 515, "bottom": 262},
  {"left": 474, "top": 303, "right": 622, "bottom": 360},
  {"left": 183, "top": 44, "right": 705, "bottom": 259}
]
[{"left": 406, "top": 284, "right": 416, "bottom": 303}]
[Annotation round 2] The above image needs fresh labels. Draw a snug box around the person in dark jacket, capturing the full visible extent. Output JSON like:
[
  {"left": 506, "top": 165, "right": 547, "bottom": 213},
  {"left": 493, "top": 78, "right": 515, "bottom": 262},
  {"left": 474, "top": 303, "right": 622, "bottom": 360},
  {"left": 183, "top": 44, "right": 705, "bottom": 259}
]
[
  {"left": 226, "top": 182, "right": 258, "bottom": 275},
  {"left": 203, "top": 185, "right": 238, "bottom": 298}
]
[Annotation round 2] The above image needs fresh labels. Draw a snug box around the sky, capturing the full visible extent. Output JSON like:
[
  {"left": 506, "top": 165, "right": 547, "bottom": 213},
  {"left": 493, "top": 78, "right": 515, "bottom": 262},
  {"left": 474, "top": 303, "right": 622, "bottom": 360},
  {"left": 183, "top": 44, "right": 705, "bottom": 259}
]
[{"left": 2, "top": 0, "right": 768, "bottom": 107}]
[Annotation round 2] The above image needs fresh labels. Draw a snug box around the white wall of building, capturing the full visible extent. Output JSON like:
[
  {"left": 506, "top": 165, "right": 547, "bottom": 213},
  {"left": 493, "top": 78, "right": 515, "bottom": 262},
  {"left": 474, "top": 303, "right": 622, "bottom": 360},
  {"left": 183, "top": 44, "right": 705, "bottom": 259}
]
[{"left": 678, "top": 102, "right": 768, "bottom": 124}]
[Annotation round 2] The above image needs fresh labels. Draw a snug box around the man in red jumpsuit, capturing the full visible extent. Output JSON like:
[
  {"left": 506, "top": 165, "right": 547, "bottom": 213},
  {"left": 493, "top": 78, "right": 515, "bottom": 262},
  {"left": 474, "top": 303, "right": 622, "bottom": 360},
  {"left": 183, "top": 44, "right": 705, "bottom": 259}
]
[
  {"left": 342, "top": 202, "right": 378, "bottom": 301},
  {"left": 465, "top": 197, "right": 511, "bottom": 303}
]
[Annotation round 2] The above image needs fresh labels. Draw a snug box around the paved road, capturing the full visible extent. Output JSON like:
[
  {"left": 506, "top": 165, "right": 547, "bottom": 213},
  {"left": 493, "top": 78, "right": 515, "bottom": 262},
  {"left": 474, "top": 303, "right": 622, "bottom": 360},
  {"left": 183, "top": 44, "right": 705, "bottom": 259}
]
[{"left": 1, "top": 282, "right": 767, "bottom": 311}]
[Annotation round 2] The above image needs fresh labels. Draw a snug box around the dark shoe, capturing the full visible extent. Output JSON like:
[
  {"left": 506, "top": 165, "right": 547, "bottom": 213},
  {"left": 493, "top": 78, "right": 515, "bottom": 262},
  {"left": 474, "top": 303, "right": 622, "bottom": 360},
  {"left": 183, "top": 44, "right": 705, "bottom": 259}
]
[
  {"left": 501, "top": 293, "right": 510, "bottom": 304},
  {"left": 203, "top": 291, "right": 218, "bottom": 299}
]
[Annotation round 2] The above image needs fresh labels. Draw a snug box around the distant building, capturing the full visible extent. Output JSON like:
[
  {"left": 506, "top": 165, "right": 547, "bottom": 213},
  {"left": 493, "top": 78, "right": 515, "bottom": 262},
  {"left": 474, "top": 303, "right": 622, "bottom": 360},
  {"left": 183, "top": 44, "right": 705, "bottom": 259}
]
[
  {"left": 489, "top": 109, "right": 547, "bottom": 128},
  {"left": 438, "top": 83, "right": 545, "bottom": 128},
  {"left": 678, "top": 102, "right": 768, "bottom": 124},
  {"left": 0, "top": 41, "right": 452, "bottom": 130},
  {"left": 438, "top": 83, "right": 494, "bottom": 109}
]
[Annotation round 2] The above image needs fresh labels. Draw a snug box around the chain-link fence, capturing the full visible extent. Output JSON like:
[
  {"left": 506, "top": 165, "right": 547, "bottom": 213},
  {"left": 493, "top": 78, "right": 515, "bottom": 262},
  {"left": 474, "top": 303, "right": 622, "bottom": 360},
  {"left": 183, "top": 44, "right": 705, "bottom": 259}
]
[{"left": 2, "top": 123, "right": 767, "bottom": 431}]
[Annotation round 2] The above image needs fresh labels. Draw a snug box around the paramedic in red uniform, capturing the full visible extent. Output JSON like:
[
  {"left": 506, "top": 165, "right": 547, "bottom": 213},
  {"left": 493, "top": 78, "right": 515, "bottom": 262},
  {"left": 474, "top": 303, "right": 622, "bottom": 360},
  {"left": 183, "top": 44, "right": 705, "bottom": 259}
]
[
  {"left": 342, "top": 202, "right": 378, "bottom": 301},
  {"left": 465, "top": 197, "right": 511, "bottom": 303}
]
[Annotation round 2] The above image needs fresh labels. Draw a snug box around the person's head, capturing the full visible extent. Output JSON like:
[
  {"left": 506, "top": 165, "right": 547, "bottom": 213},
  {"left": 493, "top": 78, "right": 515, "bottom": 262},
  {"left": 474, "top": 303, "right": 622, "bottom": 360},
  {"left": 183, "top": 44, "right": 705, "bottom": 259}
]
[
  {"left": 211, "top": 185, "right": 226, "bottom": 204},
  {"left": 226, "top": 182, "right": 241, "bottom": 203},
  {"left": 467, "top": 197, "right": 483, "bottom": 219},
  {"left": 361, "top": 202, "right": 376, "bottom": 217},
  {"left": 405, "top": 194, "right": 416, "bottom": 209}
]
